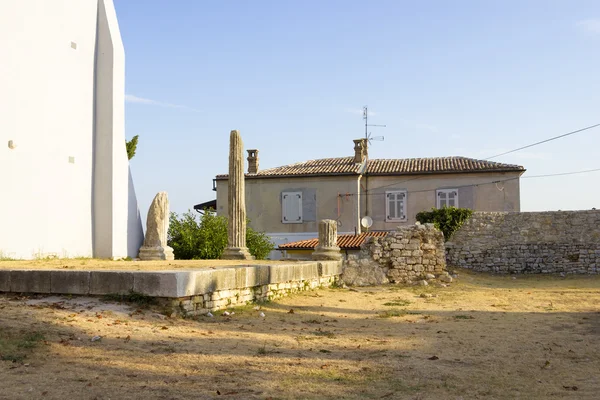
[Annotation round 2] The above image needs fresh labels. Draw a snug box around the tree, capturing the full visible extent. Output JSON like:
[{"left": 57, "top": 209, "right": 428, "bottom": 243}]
[
  {"left": 125, "top": 135, "right": 139, "bottom": 160},
  {"left": 167, "top": 210, "right": 275, "bottom": 260}
]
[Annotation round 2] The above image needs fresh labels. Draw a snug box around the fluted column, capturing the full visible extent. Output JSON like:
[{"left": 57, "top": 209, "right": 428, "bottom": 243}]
[
  {"left": 222, "top": 130, "right": 253, "bottom": 260},
  {"left": 312, "top": 219, "right": 342, "bottom": 261}
]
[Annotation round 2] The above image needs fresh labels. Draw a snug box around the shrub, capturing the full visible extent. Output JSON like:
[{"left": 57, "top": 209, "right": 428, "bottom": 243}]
[
  {"left": 415, "top": 206, "right": 473, "bottom": 240},
  {"left": 167, "top": 210, "right": 274, "bottom": 260}
]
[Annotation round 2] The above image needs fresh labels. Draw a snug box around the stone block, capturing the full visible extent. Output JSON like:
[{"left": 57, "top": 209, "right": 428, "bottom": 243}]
[
  {"left": 319, "top": 260, "right": 343, "bottom": 277},
  {"left": 50, "top": 271, "right": 90, "bottom": 295},
  {"left": 10, "top": 270, "right": 51, "bottom": 293},
  {"left": 193, "top": 268, "right": 237, "bottom": 294},
  {"left": 133, "top": 272, "right": 192, "bottom": 297},
  {"left": 90, "top": 271, "right": 134, "bottom": 295},
  {"left": 0, "top": 270, "right": 10, "bottom": 292}
]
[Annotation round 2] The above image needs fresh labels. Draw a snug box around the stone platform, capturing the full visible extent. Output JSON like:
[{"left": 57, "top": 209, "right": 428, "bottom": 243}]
[{"left": 0, "top": 261, "right": 343, "bottom": 315}]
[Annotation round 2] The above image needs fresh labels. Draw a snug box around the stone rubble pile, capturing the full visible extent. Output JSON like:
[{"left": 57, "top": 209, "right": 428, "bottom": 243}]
[{"left": 342, "top": 223, "right": 449, "bottom": 286}]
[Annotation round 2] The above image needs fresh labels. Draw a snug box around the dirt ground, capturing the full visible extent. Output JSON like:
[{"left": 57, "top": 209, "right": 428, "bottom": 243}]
[
  {"left": 1, "top": 270, "right": 599, "bottom": 400},
  {"left": 0, "top": 259, "right": 294, "bottom": 271}
]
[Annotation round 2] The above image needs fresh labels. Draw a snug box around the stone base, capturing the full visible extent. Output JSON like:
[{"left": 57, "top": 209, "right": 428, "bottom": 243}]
[
  {"left": 312, "top": 247, "right": 342, "bottom": 261},
  {"left": 221, "top": 247, "right": 254, "bottom": 260},
  {"left": 138, "top": 246, "right": 175, "bottom": 261}
]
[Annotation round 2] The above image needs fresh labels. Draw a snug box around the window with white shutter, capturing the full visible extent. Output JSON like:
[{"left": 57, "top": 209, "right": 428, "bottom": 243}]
[
  {"left": 437, "top": 189, "right": 459, "bottom": 208},
  {"left": 282, "top": 192, "right": 303, "bottom": 224},
  {"left": 385, "top": 190, "right": 407, "bottom": 222}
]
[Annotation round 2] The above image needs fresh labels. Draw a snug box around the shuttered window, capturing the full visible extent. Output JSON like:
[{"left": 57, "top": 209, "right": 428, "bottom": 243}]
[
  {"left": 385, "top": 190, "right": 407, "bottom": 221},
  {"left": 282, "top": 192, "right": 303, "bottom": 224},
  {"left": 437, "top": 189, "right": 458, "bottom": 208}
]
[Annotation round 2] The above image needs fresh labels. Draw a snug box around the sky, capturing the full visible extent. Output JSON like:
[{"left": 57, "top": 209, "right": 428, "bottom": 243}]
[{"left": 114, "top": 0, "right": 600, "bottom": 219}]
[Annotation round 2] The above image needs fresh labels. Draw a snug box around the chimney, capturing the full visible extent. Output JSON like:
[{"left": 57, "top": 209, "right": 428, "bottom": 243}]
[
  {"left": 247, "top": 149, "right": 259, "bottom": 174},
  {"left": 353, "top": 139, "right": 368, "bottom": 164}
]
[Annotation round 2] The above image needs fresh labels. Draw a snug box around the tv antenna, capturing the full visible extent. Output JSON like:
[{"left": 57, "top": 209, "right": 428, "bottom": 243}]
[{"left": 363, "top": 106, "right": 385, "bottom": 145}]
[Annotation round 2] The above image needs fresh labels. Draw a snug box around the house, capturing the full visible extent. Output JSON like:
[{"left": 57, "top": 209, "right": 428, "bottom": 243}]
[
  {"left": 214, "top": 139, "right": 525, "bottom": 258},
  {"left": 278, "top": 231, "right": 389, "bottom": 260},
  {"left": 0, "top": 0, "right": 144, "bottom": 259}
]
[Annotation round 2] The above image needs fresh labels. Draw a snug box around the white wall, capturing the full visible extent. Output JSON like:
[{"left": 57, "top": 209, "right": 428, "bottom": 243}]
[{"left": 0, "top": 0, "right": 143, "bottom": 259}]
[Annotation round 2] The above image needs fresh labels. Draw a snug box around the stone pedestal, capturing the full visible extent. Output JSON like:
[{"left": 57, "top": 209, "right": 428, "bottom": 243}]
[
  {"left": 139, "top": 192, "right": 175, "bottom": 261},
  {"left": 138, "top": 246, "right": 174, "bottom": 261},
  {"left": 312, "top": 219, "right": 342, "bottom": 261},
  {"left": 222, "top": 130, "right": 254, "bottom": 260}
]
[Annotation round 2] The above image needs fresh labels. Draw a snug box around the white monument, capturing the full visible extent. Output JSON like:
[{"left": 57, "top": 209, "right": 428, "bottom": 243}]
[{"left": 0, "top": 0, "right": 144, "bottom": 259}]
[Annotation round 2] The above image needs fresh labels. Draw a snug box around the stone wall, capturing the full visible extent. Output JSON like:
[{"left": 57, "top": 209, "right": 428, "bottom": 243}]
[
  {"left": 159, "top": 275, "right": 337, "bottom": 316},
  {"left": 446, "top": 211, "right": 600, "bottom": 274},
  {"left": 342, "top": 224, "right": 448, "bottom": 286}
]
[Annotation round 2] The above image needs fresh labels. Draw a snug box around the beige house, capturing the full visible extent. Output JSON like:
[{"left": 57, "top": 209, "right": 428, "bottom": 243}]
[{"left": 214, "top": 139, "right": 525, "bottom": 257}]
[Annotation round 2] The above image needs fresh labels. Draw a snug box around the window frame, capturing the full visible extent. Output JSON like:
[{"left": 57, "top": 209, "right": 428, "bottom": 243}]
[
  {"left": 436, "top": 188, "right": 459, "bottom": 208},
  {"left": 281, "top": 191, "right": 303, "bottom": 224},
  {"left": 385, "top": 190, "right": 407, "bottom": 222}
]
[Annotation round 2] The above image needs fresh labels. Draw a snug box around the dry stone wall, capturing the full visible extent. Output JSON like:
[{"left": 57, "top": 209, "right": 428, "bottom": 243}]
[
  {"left": 446, "top": 211, "right": 600, "bottom": 274},
  {"left": 342, "top": 224, "right": 448, "bottom": 286}
]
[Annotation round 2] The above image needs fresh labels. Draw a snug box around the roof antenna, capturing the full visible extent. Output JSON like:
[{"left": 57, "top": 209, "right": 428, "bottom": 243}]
[{"left": 363, "top": 106, "right": 386, "bottom": 146}]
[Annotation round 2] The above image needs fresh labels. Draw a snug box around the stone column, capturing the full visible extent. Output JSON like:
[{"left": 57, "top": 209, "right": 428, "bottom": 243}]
[
  {"left": 222, "top": 130, "right": 254, "bottom": 260},
  {"left": 312, "top": 219, "right": 342, "bottom": 261}
]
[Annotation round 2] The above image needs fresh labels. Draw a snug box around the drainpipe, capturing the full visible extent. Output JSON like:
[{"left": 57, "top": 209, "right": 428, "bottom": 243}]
[{"left": 356, "top": 174, "right": 362, "bottom": 235}]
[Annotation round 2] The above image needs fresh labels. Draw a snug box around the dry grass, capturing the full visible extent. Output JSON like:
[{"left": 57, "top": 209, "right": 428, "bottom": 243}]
[
  {"left": 1, "top": 269, "right": 599, "bottom": 399},
  {"left": 0, "top": 259, "right": 295, "bottom": 271}
]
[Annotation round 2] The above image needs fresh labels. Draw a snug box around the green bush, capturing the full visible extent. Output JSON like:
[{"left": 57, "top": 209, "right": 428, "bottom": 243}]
[
  {"left": 167, "top": 210, "right": 274, "bottom": 260},
  {"left": 415, "top": 206, "right": 473, "bottom": 240}
]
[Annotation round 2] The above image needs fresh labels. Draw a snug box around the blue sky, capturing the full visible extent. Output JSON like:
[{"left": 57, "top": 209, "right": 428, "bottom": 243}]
[{"left": 115, "top": 0, "right": 600, "bottom": 218}]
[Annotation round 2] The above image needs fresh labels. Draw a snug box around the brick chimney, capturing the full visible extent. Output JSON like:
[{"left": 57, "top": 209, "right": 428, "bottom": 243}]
[
  {"left": 353, "top": 139, "right": 368, "bottom": 163},
  {"left": 247, "top": 149, "right": 259, "bottom": 174}
]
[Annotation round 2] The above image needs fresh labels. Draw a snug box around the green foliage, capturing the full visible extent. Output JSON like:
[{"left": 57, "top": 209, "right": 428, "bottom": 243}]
[
  {"left": 415, "top": 206, "right": 474, "bottom": 241},
  {"left": 167, "top": 210, "right": 275, "bottom": 260},
  {"left": 125, "top": 135, "right": 139, "bottom": 160}
]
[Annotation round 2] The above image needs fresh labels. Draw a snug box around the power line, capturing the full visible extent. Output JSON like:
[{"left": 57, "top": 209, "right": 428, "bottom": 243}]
[
  {"left": 521, "top": 167, "right": 600, "bottom": 179},
  {"left": 362, "top": 122, "right": 600, "bottom": 194},
  {"left": 485, "top": 123, "right": 600, "bottom": 159},
  {"left": 339, "top": 166, "right": 600, "bottom": 197}
]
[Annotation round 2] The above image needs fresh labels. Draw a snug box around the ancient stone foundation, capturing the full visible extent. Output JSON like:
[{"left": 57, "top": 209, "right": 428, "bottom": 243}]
[
  {"left": 342, "top": 224, "right": 447, "bottom": 286},
  {"left": 446, "top": 211, "right": 600, "bottom": 274}
]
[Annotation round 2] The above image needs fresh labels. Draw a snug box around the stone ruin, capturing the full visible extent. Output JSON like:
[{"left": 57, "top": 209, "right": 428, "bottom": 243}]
[
  {"left": 312, "top": 219, "right": 342, "bottom": 261},
  {"left": 138, "top": 191, "right": 174, "bottom": 261},
  {"left": 342, "top": 223, "right": 451, "bottom": 286},
  {"left": 222, "top": 129, "right": 253, "bottom": 260}
]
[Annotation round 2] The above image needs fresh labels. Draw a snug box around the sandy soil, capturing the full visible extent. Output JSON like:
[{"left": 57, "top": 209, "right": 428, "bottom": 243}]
[
  {"left": 1, "top": 270, "right": 599, "bottom": 400},
  {"left": 0, "top": 259, "right": 295, "bottom": 271}
]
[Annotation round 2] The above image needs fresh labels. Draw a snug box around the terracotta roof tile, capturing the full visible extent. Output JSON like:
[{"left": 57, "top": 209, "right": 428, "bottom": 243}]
[
  {"left": 278, "top": 231, "right": 389, "bottom": 250},
  {"left": 216, "top": 156, "right": 524, "bottom": 179}
]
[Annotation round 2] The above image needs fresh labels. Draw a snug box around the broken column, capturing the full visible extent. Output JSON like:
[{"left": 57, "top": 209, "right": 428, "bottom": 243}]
[
  {"left": 222, "top": 130, "right": 254, "bottom": 260},
  {"left": 138, "top": 192, "right": 174, "bottom": 260},
  {"left": 312, "top": 219, "right": 342, "bottom": 261}
]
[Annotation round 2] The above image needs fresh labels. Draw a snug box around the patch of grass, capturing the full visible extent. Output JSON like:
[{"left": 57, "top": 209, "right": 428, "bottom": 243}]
[
  {"left": 103, "top": 291, "right": 157, "bottom": 307},
  {"left": 0, "top": 330, "right": 45, "bottom": 363},
  {"left": 383, "top": 299, "right": 411, "bottom": 307},
  {"left": 378, "top": 309, "right": 422, "bottom": 318}
]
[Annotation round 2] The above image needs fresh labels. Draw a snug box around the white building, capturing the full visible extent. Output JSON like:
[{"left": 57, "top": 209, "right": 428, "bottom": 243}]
[{"left": 0, "top": 0, "right": 144, "bottom": 259}]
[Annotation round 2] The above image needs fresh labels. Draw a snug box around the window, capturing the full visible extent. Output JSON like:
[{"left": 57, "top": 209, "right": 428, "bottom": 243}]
[
  {"left": 282, "top": 192, "right": 302, "bottom": 223},
  {"left": 385, "top": 190, "right": 407, "bottom": 221},
  {"left": 437, "top": 189, "right": 458, "bottom": 208}
]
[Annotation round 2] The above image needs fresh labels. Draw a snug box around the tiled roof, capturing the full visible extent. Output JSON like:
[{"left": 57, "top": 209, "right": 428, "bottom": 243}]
[
  {"left": 216, "top": 156, "right": 524, "bottom": 179},
  {"left": 278, "top": 231, "right": 389, "bottom": 250}
]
